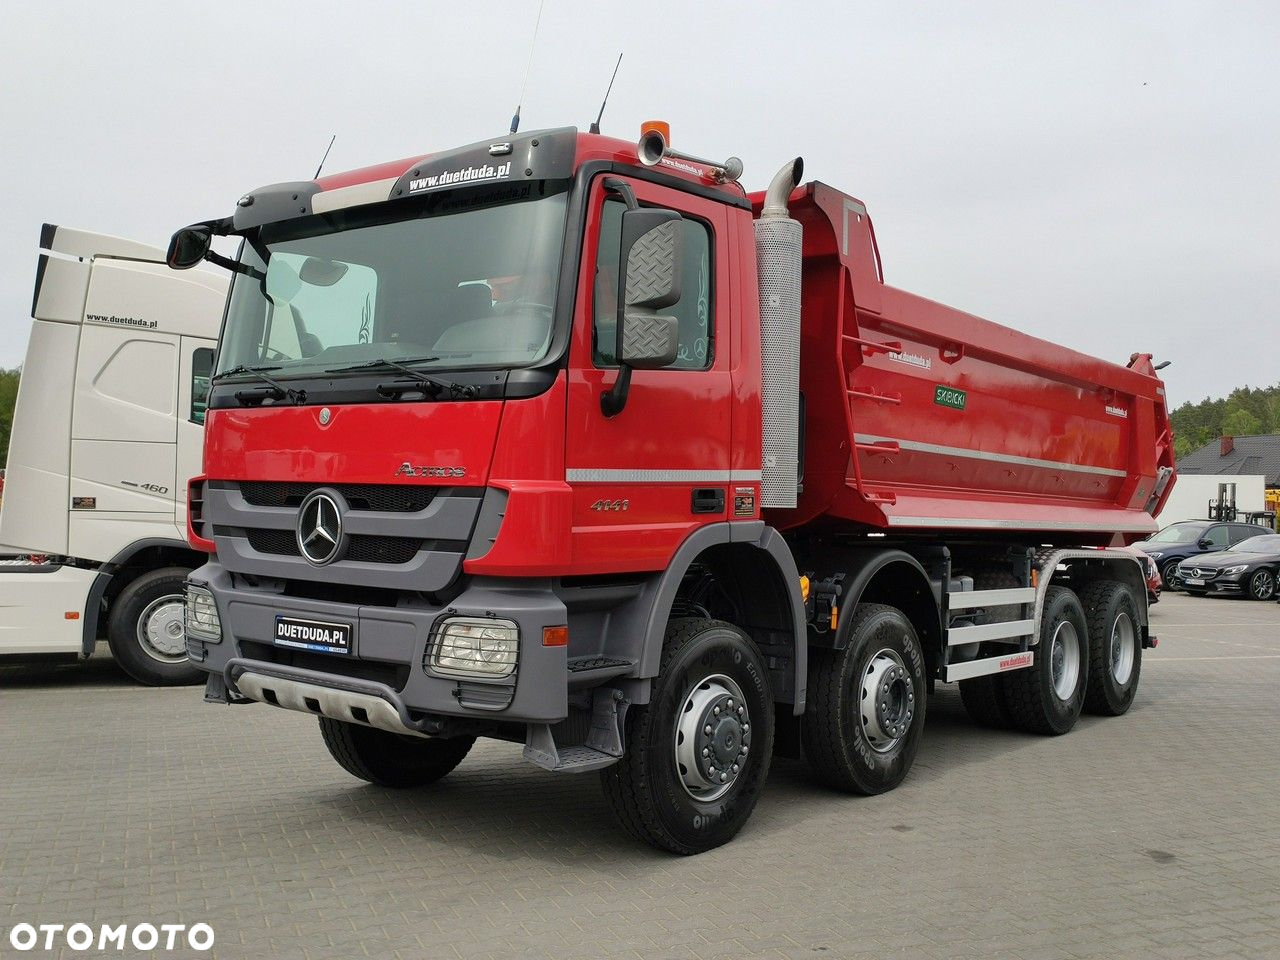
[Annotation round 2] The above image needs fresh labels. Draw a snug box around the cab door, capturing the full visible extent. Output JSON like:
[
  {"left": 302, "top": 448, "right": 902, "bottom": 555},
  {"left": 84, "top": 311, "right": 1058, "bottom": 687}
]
[
  {"left": 564, "top": 175, "right": 735, "bottom": 573},
  {"left": 175, "top": 341, "right": 215, "bottom": 530}
]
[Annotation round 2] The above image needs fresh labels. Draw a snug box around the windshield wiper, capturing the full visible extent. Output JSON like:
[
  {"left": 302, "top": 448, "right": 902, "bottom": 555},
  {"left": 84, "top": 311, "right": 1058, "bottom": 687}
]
[
  {"left": 327, "top": 356, "right": 476, "bottom": 400},
  {"left": 326, "top": 355, "right": 440, "bottom": 374},
  {"left": 213, "top": 364, "right": 306, "bottom": 405}
]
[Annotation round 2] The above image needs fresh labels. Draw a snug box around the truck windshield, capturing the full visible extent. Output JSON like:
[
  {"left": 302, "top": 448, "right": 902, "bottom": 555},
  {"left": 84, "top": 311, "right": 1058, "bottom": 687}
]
[{"left": 216, "top": 187, "right": 568, "bottom": 379}]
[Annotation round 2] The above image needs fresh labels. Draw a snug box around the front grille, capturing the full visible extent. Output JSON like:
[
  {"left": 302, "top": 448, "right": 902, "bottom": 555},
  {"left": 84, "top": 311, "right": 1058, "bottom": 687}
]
[
  {"left": 246, "top": 528, "right": 424, "bottom": 564},
  {"left": 246, "top": 529, "right": 299, "bottom": 556},
  {"left": 239, "top": 481, "right": 438, "bottom": 513},
  {"left": 1183, "top": 567, "right": 1218, "bottom": 581},
  {"left": 240, "top": 641, "right": 410, "bottom": 691},
  {"left": 347, "top": 536, "right": 424, "bottom": 565}
]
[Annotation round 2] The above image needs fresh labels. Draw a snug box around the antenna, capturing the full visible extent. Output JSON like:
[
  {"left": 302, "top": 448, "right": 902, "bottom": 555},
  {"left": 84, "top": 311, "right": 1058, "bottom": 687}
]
[
  {"left": 510, "top": 0, "right": 546, "bottom": 134},
  {"left": 313, "top": 134, "right": 336, "bottom": 179},
  {"left": 589, "top": 52, "right": 624, "bottom": 134}
]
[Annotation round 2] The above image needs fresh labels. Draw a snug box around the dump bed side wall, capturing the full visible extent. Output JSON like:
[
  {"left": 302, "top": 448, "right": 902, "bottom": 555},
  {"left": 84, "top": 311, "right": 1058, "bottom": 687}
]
[{"left": 767, "top": 182, "right": 1170, "bottom": 543}]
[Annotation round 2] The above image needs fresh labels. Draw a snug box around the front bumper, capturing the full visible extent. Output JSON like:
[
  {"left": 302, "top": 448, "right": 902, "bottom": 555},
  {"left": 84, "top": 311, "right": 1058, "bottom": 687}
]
[
  {"left": 186, "top": 560, "right": 569, "bottom": 725},
  {"left": 1177, "top": 568, "right": 1247, "bottom": 594}
]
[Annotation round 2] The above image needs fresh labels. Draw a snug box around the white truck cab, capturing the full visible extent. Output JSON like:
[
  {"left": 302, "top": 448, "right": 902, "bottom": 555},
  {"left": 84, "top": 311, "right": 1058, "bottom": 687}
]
[{"left": 0, "top": 224, "right": 226, "bottom": 684}]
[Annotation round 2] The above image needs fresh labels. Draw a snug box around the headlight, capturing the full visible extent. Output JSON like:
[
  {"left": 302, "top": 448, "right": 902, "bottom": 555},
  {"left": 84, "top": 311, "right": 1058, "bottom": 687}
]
[
  {"left": 184, "top": 585, "right": 222, "bottom": 642},
  {"left": 1223, "top": 565, "right": 1249, "bottom": 575},
  {"left": 1146, "top": 552, "right": 1164, "bottom": 559},
  {"left": 428, "top": 617, "right": 518, "bottom": 679}
]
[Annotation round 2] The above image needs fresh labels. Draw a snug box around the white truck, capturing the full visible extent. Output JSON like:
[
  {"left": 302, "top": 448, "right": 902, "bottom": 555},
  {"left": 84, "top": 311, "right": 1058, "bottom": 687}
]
[{"left": 0, "top": 225, "right": 226, "bottom": 684}]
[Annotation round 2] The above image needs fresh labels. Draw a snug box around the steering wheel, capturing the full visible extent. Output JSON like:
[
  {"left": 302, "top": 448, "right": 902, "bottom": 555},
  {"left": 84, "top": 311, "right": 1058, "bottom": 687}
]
[
  {"left": 508, "top": 298, "right": 554, "bottom": 317},
  {"left": 507, "top": 299, "right": 555, "bottom": 356},
  {"left": 261, "top": 347, "right": 291, "bottom": 362}
]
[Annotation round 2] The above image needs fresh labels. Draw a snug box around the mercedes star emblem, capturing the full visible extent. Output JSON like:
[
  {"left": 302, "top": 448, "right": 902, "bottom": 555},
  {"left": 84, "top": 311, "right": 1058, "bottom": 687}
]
[
  {"left": 296, "top": 491, "right": 344, "bottom": 565},
  {"left": 319, "top": 407, "right": 332, "bottom": 425}
]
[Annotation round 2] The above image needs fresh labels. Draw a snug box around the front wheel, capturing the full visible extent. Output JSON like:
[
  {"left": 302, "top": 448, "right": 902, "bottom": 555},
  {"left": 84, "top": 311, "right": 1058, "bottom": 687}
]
[
  {"left": 600, "top": 618, "right": 774, "bottom": 855},
  {"left": 1247, "top": 568, "right": 1276, "bottom": 600},
  {"left": 802, "top": 603, "right": 927, "bottom": 793},
  {"left": 1160, "top": 560, "right": 1183, "bottom": 592},
  {"left": 106, "top": 567, "right": 202, "bottom": 686},
  {"left": 319, "top": 718, "right": 474, "bottom": 787}
]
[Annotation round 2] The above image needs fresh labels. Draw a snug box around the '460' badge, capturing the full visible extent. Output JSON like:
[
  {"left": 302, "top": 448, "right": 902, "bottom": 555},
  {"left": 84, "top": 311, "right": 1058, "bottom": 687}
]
[{"left": 590, "top": 499, "right": 630, "bottom": 512}]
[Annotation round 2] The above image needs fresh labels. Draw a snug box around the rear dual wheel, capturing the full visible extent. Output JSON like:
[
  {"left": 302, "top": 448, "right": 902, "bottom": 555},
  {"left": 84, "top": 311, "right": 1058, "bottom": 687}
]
[
  {"left": 1079, "top": 580, "right": 1142, "bottom": 716},
  {"left": 1001, "top": 587, "right": 1090, "bottom": 735}
]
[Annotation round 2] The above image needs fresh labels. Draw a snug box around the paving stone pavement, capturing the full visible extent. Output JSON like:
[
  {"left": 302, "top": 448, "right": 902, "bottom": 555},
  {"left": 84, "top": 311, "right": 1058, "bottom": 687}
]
[{"left": 2, "top": 592, "right": 1278, "bottom": 960}]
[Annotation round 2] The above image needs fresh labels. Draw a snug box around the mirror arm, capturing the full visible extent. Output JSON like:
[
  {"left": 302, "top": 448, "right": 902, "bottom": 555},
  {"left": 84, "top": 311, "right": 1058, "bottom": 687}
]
[
  {"left": 599, "top": 181, "right": 637, "bottom": 417},
  {"left": 203, "top": 249, "right": 264, "bottom": 280},
  {"left": 602, "top": 178, "right": 638, "bottom": 210},
  {"left": 600, "top": 365, "right": 632, "bottom": 418}
]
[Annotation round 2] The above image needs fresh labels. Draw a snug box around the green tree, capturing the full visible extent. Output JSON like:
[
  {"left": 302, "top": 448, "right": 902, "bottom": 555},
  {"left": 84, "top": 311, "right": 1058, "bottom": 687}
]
[
  {"left": 0, "top": 367, "right": 19, "bottom": 467},
  {"left": 1171, "top": 381, "right": 1280, "bottom": 457},
  {"left": 1220, "top": 404, "right": 1263, "bottom": 438}
]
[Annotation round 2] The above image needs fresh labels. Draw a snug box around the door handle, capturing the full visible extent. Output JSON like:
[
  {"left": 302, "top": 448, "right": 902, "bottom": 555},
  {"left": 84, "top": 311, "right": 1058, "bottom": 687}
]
[{"left": 691, "top": 488, "right": 726, "bottom": 515}]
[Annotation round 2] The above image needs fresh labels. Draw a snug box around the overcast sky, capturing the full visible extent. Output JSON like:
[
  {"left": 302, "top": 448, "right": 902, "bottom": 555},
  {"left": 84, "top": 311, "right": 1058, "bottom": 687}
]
[{"left": 2, "top": 1, "right": 1276, "bottom": 407}]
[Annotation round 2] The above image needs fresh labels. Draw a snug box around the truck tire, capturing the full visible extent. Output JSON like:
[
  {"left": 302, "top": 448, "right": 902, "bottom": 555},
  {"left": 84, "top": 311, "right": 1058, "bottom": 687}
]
[
  {"left": 1079, "top": 580, "right": 1142, "bottom": 716},
  {"left": 958, "top": 569, "right": 1018, "bottom": 728},
  {"left": 106, "top": 566, "right": 202, "bottom": 686},
  {"left": 802, "top": 603, "right": 927, "bottom": 794},
  {"left": 599, "top": 618, "right": 774, "bottom": 855},
  {"left": 1002, "top": 586, "right": 1089, "bottom": 735},
  {"left": 319, "top": 718, "right": 474, "bottom": 788}
]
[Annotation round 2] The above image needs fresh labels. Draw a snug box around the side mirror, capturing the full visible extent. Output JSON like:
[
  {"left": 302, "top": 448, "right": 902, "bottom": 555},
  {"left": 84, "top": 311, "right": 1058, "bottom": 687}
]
[
  {"left": 166, "top": 225, "right": 212, "bottom": 270},
  {"left": 600, "top": 204, "right": 685, "bottom": 417},
  {"left": 619, "top": 208, "right": 682, "bottom": 310},
  {"left": 619, "top": 313, "right": 678, "bottom": 369},
  {"left": 1198, "top": 538, "right": 1213, "bottom": 549},
  {"left": 616, "top": 208, "right": 682, "bottom": 370}
]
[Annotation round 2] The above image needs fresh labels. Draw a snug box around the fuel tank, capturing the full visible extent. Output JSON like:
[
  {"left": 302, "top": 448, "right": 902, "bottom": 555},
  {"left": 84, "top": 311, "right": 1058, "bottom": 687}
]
[{"left": 763, "top": 182, "right": 1175, "bottom": 544}]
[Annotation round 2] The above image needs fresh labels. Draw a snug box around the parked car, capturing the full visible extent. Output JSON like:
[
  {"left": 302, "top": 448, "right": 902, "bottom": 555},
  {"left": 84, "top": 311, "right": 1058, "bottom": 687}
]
[
  {"left": 1133, "top": 520, "right": 1270, "bottom": 591},
  {"left": 1126, "top": 546, "right": 1162, "bottom": 603},
  {"left": 1176, "top": 534, "right": 1280, "bottom": 599}
]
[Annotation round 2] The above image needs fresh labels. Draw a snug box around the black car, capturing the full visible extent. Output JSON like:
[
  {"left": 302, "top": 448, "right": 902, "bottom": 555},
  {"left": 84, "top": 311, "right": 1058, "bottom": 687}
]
[
  {"left": 1133, "top": 520, "right": 1270, "bottom": 591},
  {"left": 1177, "top": 534, "right": 1280, "bottom": 599}
]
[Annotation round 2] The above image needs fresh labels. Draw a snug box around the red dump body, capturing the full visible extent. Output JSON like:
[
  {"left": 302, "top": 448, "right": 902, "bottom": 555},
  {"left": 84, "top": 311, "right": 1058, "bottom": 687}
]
[{"left": 755, "top": 182, "right": 1175, "bottom": 544}]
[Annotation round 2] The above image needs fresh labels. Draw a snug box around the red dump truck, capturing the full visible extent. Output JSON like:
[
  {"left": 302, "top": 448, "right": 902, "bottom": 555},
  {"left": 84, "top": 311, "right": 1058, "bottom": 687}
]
[{"left": 169, "top": 123, "right": 1175, "bottom": 853}]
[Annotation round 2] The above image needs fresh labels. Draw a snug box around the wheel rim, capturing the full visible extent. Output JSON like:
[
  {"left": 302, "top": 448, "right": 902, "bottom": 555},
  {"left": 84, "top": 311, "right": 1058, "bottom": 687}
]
[
  {"left": 1110, "top": 611, "right": 1136, "bottom": 686},
  {"left": 137, "top": 594, "right": 187, "bottom": 663},
  {"left": 859, "top": 648, "right": 914, "bottom": 753},
  {"left": 1162, "top": 562, "right": 1181, "bottom": 590},
  {"left": 674, "top": 673, "right": 750, "bottom": 801},
  {"left": 1049, "top": 620, "right": 1081, "bottom": 701},
  {"left": 1252, "top": 570, "right": 1275, "bottom": 600}
]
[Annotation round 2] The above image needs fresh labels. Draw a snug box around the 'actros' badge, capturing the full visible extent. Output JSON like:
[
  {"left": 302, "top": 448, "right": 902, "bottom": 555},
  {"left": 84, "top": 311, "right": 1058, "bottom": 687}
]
[{"left": 395, "top": 463, "right": 465, "bottom": 478}]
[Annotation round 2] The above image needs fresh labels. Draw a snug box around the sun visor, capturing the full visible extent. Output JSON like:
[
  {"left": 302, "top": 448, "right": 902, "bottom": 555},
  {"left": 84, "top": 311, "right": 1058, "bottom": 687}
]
[{"left": 386, "top": 127, "right": 577, "bottom": 201}]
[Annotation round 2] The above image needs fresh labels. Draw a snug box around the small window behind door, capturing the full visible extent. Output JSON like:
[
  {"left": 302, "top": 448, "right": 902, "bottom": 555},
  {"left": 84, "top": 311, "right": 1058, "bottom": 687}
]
[
  {"left": 190, "top": 347, "right": 214, "bottom": 425},
  {"left": 593, "top": 199, "right": 713, "bottom": 370}
]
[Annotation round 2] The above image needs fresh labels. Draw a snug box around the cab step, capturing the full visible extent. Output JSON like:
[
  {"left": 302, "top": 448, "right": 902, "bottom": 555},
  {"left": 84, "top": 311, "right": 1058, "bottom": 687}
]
[{"left": 523, "top": 687, "right": 630, "bottom": 773}]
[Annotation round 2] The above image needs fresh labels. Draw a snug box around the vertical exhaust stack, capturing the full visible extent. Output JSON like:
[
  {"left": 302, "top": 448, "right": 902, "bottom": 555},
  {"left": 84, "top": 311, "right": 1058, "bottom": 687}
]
[{"left": 756, "top": 158, "right": 804, "bottom": 509}]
